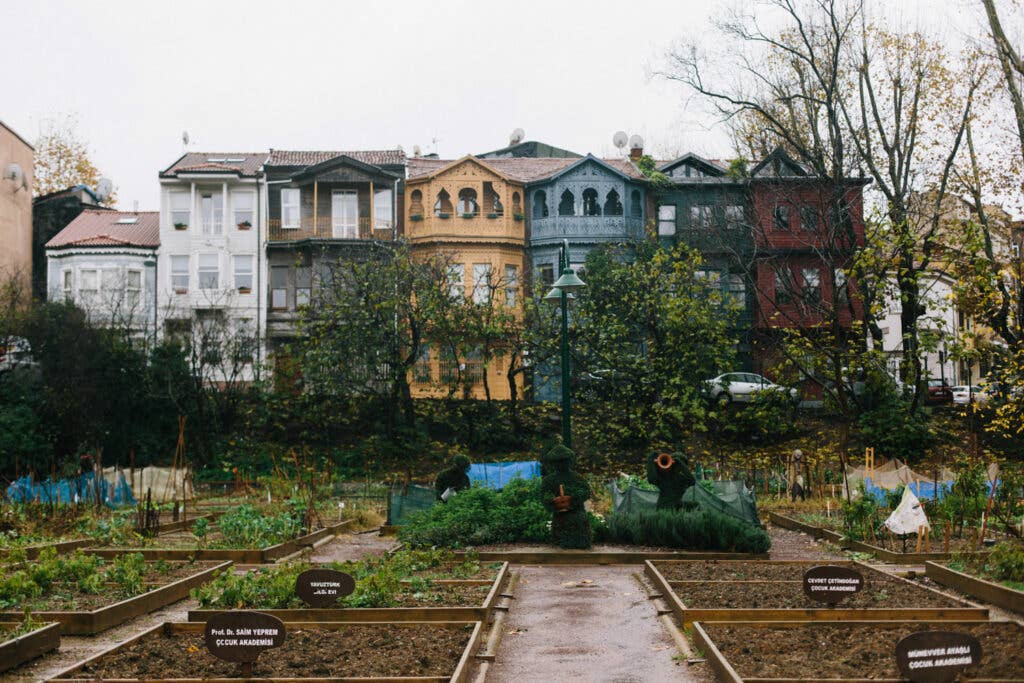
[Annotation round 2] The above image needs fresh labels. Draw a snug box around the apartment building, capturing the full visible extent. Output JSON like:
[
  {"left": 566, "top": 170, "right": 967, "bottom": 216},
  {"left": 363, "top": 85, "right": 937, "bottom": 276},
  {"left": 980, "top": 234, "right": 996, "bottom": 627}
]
[{"left": 0, "top": 120, "right": 33, "bottom": 291}]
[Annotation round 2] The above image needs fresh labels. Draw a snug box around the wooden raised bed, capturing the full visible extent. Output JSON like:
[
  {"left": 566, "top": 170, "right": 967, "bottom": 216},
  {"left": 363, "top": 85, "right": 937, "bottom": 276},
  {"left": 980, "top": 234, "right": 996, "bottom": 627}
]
[
  {"left": 0, "top": 560, "right": 231, "bottom": 635},
  {"left": 0, "top": 621, "right": 61, "bottom": 674},
  {"left": 691, "top": 620, "right": 1024, "bottom": 683},
  {"left": 454, "top": 549, "right": 769, "bottom": 564},
  {"left": 846, "top": 537, "right": 990, "bottom": 563},
  {"left": 926, "top": 560, "right": 1024, "bottom": 614},
  {"left": 0, "top": 538, "right": 94, "bottom": 560},
  {"left": 767, "top": 512, "right": 847, "bottom": 545},
  {"left": 188, "top": 562, "right": 511, "bottom": 624},
  {"left": 48, "top": 620, "right": 484, "bottom": 682},
  {"left": 645, "top": 560, "right": 988, "bottom": 625},
  {"left": 86, "top": 519, "right": 353, "bottom": 563}
]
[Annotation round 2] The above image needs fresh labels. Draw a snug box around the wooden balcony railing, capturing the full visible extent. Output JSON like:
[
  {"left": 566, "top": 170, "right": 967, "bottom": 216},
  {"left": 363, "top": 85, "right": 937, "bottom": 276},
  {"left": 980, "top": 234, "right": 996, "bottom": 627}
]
[{"left": 268, "top": 216, "right": 395, "bottom": 242}]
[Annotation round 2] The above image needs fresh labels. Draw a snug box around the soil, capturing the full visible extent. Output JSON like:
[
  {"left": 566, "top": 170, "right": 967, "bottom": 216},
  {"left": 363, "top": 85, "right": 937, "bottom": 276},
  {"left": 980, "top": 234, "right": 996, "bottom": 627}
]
[
  {"left": 390, "top": 583, "right": 491, "bottom": 607},
  {"left": 67, "top": 623, "right": 474, "bottom": 679},
  {"left": 306, "top": 530, "right": 397, "bottom": 563},
  {"left": 703, "top": 622, "right": 1024, "bottom": 679},
  {"left": 767, "top": 526, "right": 845, "bottom": 561},
  {"left": 406, "top": 561, "right": 504, "bottom": 581},
  {"left": 673, "top": 574, "right": 965, "bottom": 609},
  {"left": 789, "top": 512, "right": 1007, "bottom": 554},
  {"left": 653, "top": 560, "right": 851, "bottom": 582}
]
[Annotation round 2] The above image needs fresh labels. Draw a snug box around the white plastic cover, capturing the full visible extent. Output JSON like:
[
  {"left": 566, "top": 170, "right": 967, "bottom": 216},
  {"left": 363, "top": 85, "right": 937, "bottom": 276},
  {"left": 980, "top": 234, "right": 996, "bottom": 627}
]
[{"left": 884, "top": 486, "right": 930, "bottom": 535}]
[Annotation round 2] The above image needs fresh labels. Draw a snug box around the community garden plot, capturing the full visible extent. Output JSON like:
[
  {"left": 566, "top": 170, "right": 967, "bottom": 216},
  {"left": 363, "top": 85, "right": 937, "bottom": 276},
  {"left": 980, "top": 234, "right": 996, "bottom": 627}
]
[
  {"left": 47, "top": 620, "right": 484, "bottom": 682},
  {"left": 692, "top": 621, "right": 1024, "bottom": 683},
  {"left": 0, "top": 621, "right": 61, "bottom": 674},
  {"left": 645, "top": 560, "right": 988, "bottom": 625},
  {"left": 187, "top": 555, "right": 511, "bottom": 623},
  {"left": 0, "top": 550, "right": 230, "bottom": 634}
]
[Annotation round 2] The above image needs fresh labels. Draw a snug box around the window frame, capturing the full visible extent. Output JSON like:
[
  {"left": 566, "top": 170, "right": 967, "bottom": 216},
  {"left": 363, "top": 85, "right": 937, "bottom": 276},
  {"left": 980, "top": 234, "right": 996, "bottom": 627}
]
[
  {"left": 170, "top": 255, "right": 190, "bottom": 292},
  {"left": 233, "top": 255, "right": 254, "bottom": 292},
  {"left": 447, "top": 264, "right": 465, "bottom": 300},
  {"left": 280, "top": 188, "right": 300, "bottom": 229},
  {"left": 270, "top": 265, "right": 289, "bottom": 310},
  {"left": 773, "top": 204, "right": 790, "bottom": 231},
  {"left": 126, "top": 268, "right": 142, "bottom": 308},
  {"left": 80, "top": 268, "right": 98, "bottom": 305},
  {"left": 170, "top": 191, "right": 191, "bottom": 229},
  {"left": 505, "top": 264, "right": 519, "bottom": 308},
  {"left": 232, "top": 190, "right": 254, "bottom": 229},
  {"left": 472, "top": 263, "right": 492, "bottom": 304},
  {"left": 197, "top": 253, "right": 219, "bottom": 290},
  {"left": 657, "top": 205, "right": 677, "bottom": 236}
]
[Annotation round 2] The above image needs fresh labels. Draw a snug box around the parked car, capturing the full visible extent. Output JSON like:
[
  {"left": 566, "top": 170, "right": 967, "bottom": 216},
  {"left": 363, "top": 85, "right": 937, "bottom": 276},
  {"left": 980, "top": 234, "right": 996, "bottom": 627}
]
[
  {"left": 703, "top": 372, "right": 799, "bottom": 404},
  {"left": 925, "top": 378, "right": 952, "bottom": 404},
  {"left": 0, "top": 336, "right": 35, "bottom": 372},
  {"left": 952, "top": 385, "right": 988, "bottom": 405}
]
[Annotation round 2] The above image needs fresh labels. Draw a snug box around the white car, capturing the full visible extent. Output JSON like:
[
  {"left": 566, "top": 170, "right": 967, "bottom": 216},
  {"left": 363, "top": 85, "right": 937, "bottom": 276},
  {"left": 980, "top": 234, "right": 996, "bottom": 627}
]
[
  {"left": 704, "top": 372, "right": 799, "bottom": 404},
  {"left": 952, "top": 385, "right": 988, "bottom": 405}
]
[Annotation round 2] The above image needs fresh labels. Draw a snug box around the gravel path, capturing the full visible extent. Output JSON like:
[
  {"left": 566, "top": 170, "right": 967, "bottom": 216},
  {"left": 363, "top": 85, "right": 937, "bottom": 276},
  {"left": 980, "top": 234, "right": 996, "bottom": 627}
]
[{"left": 486, "top": 565, "right": 710, "bottom": 683}]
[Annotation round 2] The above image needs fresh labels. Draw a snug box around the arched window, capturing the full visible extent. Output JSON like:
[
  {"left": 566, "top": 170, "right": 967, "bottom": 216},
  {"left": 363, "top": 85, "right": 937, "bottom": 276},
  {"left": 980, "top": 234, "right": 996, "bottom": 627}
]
[
  {"left": 434, "top": 189, "right": 452, "bottom": 216},
  {"left": 410, "top": 189, "right": 424, "bottom": 216},
  {"left": 512, "top": 192, "right": 522, "bottom": 216},
  {"left": 604, "top": 189, "right": 623, "bottom": 216},
  {"left": 558, "top": 190, "right": 575, "bottom": 216},
  {"left": 491, "top": 192, "right": 504, "bottom": 216},
  {"left": 630, "top": 189, "right": 642, "bottom": 218},
  {"left": 582, "top": 188, "right": 600, "bottom": 216},
  {"left": 533, "top": 191, "right": 548, "bottom": 218},
  {"left": 458, "top": 188, "right": 478, "bottom": 216}
]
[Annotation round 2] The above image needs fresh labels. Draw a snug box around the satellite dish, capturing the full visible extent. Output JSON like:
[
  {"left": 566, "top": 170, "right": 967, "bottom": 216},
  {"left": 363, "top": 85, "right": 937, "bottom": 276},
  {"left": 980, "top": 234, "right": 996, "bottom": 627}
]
[
  {"left": 612, "top": 131, "right": 628, "bottom": 150},
  {"left": 510, "top": 128, "right": 525, "bottom": 145},
  {"left": 96, "top": 178, "right": 113, "bottom": 201},
  {"left": 3, "top": 162, "right": 24, "bottom": 187},
  {"left": 182, "top": 130, "right": 190, "bottom": 147},
  {"left": 629, "top": 134, "right": 644, "bottom": 150}
]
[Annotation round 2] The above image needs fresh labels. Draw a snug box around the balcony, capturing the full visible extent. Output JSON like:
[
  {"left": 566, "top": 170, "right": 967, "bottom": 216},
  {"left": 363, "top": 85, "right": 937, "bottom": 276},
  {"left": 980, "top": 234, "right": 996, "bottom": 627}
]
[
  {"left": 530, "top": 215, "right": 645, "bottom": 245},
  {"left": 268, "top": 216, "right": 395, "bottom": 242}
]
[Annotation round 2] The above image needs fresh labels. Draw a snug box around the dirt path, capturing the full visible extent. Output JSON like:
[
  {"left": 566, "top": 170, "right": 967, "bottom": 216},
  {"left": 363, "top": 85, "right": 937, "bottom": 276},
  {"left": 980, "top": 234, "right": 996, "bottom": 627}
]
[
  {"left": 767, "top": 525, "right": 845, "bottom": 560},
  {"left": 306, "top": 530, "right": 398, "bottom": 563},
  {"left": 486, "top": 565, "right": 710, "bottom": 683}
]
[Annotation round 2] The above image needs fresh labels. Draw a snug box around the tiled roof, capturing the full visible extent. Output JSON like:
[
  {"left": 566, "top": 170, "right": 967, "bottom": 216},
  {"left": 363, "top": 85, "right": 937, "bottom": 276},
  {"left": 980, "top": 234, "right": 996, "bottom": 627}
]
[
  {"left": 407, "top": 156, "right": 645, "bottom": 182},
  {"left": 267, "top": 149, "right": 406, "bottom": 167},
  {"left": 160, "top": 153, "right": 266, "bottom": 178},
  {"left": 46, "top": 210, "right": 159, "bottom": 249}
]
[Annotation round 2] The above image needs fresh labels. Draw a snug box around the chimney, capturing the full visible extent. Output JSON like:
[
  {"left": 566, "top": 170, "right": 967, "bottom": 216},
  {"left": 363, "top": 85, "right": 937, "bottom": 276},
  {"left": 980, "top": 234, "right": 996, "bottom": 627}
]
[{"left": 629, "top": 145, "right": 643, "bottom": 161}]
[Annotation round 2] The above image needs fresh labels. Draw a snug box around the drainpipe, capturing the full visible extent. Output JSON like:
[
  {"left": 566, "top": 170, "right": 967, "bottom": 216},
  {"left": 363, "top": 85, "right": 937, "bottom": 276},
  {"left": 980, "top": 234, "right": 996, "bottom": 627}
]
[{"left": 256, "top": 170, "right": 264, "bottom": 374}]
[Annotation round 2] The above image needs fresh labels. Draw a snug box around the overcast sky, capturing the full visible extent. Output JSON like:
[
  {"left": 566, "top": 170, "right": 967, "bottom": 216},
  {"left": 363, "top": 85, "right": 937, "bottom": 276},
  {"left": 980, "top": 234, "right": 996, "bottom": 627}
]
[{"left": 1, "top": 0, "right": 998, "bottom": 210}]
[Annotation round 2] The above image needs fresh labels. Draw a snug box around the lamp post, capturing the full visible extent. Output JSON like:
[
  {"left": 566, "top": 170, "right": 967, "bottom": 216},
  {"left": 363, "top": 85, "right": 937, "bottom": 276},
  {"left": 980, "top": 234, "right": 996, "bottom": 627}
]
[{"left": 544, "top": 239, "right": 586, "bottom": 448}]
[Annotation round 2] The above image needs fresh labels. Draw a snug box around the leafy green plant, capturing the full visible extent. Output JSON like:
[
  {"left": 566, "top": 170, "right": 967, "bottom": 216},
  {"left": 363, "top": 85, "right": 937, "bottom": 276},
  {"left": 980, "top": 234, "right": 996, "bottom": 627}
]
[
  {"left": 614, "top": 474, "right": 657, "bottom": 492},
  {"left": 840, "top": 482, "right": 883, "bottom": 541},
  {"left": 192, "top": 517, "right": 209, "bottom": 547},
  {"left": 214, "top": 504, "right": 302, "bottom": 548},
  {"left": 601, "top": 509, "right": 771, "bottom": 553}
]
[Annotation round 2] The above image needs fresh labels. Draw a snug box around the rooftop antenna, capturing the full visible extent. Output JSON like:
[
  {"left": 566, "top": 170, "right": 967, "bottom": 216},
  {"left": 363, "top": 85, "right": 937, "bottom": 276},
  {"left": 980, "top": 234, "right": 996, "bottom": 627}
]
[
  {"left": 510, "top": 128, "right": 525, "bottom": 145},
  {"left": 181, "top": 130, "right": 190, "bottom": 149},
  {"left": 612, "top": 131, "right": 628, "bottom": 154},
  {"left": 431, "top": 136, "right": 441, "bottom": 155}
]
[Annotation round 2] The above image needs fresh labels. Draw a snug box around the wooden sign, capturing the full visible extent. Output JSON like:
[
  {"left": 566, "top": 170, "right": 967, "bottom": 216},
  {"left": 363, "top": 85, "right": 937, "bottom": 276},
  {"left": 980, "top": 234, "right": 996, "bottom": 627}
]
[
  {"left": 802, "top": 565, "right": 864, "bottom": 605},
  {"left": 895, "top": 631, "right": 982, "bottom": 683},
  {"left": 204, "top": 611, "right": 285, "bottom": 665},
  {"left": 295, "top": 568, "right": 355, "bottom": 608}
]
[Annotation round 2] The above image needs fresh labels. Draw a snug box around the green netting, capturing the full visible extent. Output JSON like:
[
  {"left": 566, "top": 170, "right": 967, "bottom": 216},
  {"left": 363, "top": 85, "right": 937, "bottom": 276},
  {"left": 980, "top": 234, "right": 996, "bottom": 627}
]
[
  {"left": 610, "top": 480, "right": 762, "bottom": 528},
  {"left": 387, "top": 484, "right": 436, "bottom": 526}
]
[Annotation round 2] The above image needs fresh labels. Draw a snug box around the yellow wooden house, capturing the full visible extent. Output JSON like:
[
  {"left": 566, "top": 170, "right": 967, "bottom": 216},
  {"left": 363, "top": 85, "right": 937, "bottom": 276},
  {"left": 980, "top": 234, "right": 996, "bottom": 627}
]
[{"left": 404, "top": 155, "right": 528, "bottom": 400}]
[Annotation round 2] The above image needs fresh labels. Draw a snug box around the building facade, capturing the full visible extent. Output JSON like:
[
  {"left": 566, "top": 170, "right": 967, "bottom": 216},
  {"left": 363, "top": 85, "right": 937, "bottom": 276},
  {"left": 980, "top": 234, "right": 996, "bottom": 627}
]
[
  {"left": 157, "top": 152, "right": 266, "bottom": 382},
  {"left": 261, "top": 149, "right": 405, "bottom": 365},
  {"left": 405, "top": 155, "right": 528, "bottom": 400},
  {"left": 0, "top": 120, "right": 33, "bottom": 292},
  {"left": 45, "top": 209, "right": 159, "bottom": 338},
  {"left": 32, "top": 185, "right": 105, "bottom": 298}
]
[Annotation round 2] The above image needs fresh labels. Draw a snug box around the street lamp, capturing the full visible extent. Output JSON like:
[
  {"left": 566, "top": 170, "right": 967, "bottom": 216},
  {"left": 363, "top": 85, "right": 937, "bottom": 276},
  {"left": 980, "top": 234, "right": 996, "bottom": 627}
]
[{"left": 544, "top": 239, "right": 586, "bottom": 448}]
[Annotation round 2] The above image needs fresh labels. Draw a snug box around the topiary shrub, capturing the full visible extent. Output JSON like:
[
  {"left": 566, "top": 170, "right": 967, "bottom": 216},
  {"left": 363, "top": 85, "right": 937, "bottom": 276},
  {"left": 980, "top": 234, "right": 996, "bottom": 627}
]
[
  {"left": 601, "top": 508, "right": 770, "bottom": 553},
  {"left": 398, "top": 478, "right": 549, "bottom": 548}
]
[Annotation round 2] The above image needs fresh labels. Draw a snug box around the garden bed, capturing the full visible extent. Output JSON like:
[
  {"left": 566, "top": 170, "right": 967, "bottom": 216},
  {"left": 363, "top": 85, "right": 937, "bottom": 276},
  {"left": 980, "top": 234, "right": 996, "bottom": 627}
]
[
  {"left": 767, "top": 512, "right": 847, "bottom": 545},
  {"left": 455, "top": 548, "right": 769, "bottom": 564},
  {"left": 49, "top": 620, "right": 483, "bottom": 682},
  {"left": 0, "top": 559, "right": 230, "bottom": 634},
  {"left": 926, "top": 560, "right": 1024, "bottom": 614},
  {"left": 189, "top": 561, "right": 510, "bottom": 623},
  {"left": 645, "top": 560, "right": 988, "bottom": 625},
  {"left": 86, "top": 519, "right": 353, "bottom": 563},
  {"left": 692, "top": 620, "right": 1024, "bottom": 682},
  {"left": 0, "top": 621, "right": 61, "bottom": 674}
]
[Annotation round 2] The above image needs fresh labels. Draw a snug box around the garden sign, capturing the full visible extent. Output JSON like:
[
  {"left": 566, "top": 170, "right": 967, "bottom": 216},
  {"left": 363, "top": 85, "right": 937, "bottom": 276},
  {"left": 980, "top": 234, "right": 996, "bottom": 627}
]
[
  {"left": 895, "top": 631, "right": 982, "bottom": 683},
  {"left": 801, "top": 565, "right": 864, "bottom": 605},
  {"left": 296, "top": 568, "right": 356, "bottom": 608},
  {"left": 205, "top": 611, "right": 286, "bottom": 675}
]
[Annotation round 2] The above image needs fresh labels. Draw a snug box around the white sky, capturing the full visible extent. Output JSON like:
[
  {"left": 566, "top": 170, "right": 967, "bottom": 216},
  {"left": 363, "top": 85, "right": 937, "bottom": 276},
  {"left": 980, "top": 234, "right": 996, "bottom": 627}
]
[{"left": 0, "top": 0, "right": 1001, "bottom": 210}]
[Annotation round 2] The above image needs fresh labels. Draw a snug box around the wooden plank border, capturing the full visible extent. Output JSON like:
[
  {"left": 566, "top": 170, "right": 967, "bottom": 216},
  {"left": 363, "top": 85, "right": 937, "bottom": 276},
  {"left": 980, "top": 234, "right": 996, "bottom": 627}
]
[
  {"left": 691, "top": 620, "right": 1024, "bottom": 683},
  {"left": 187, "top": 563, "right": 510, "bottom": 624},
  {"left": 926, "top": 561, "right": 1024, "bottom": 614},
  {"left": 767, "top": 512, "right": 847, "bottom": 546},
  {"left": 0, "top": 622, "right": 61, "bottom": 674},
  {"left": 846, "top": 538, "right": 990, "bottom": 564},
  {"left": 85, "top": 520, "right": 354, "bottom": 563},
  {"left": 644, "top": 560, "right": 988, "bottom": 626},
  {"left": 0, "top": 561, "right": 231, "bottom": 635},
  {"left": 48, "top": 620, "right": 484, "bottom": 683}
]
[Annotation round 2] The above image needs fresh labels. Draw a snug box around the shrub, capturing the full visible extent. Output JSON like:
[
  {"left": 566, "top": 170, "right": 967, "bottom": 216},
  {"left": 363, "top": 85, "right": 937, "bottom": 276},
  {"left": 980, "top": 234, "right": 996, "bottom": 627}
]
[
  {"left": 215, "top": 504, "right": 302, "bottom": 548},
  {"left": 986, "top": 542, "right": 1024, "bottom": 583},
  {"left": 398, "top": 478, "right": 549, "bottom": 548},
  {"left": 601, "top": 509, "right": 770, "bottom": 553}
]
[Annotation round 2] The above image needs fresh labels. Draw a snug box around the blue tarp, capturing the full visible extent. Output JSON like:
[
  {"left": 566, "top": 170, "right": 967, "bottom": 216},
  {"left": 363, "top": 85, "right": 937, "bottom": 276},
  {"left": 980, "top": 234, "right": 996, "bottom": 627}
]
[
  {"left": 467, "top": 461, "right": 541, "bottom": 490},
  {"left": 5, "top": 471, "right": 136, "bottom": 506},
  {"left": 860, "top": 477, "right": 999, "bottom": 503}
]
